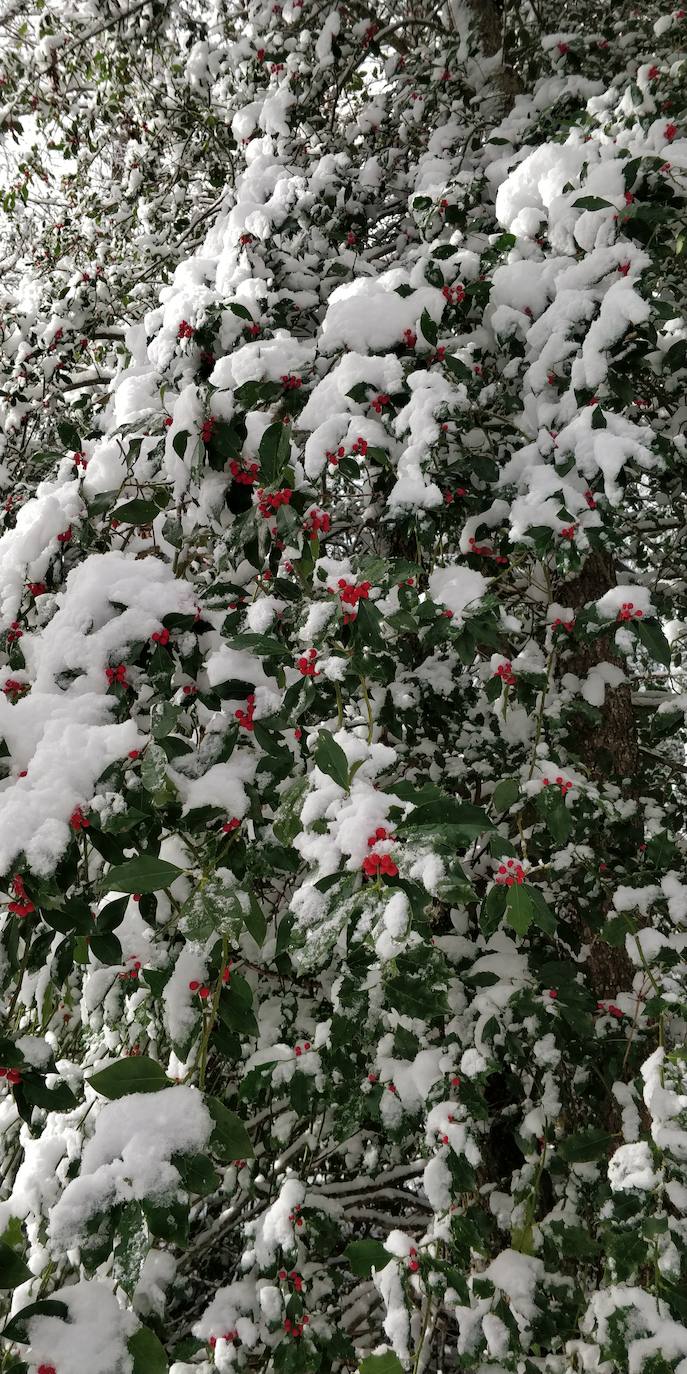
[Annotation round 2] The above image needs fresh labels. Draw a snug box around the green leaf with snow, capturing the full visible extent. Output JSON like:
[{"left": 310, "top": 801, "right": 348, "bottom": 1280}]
[
  {"left": 1, "top": 1299, "right": 69, "bottom": 1342},
  {"left": 180, "top": 876, "right": 244, "bottom": 943},
  {"left": 272, "top": 776, "right": 309, "bottom": 845}
]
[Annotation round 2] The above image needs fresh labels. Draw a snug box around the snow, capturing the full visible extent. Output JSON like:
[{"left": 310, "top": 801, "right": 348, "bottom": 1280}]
[
  {"left": 26, "top": 1281, "right": 137, "bottom": 1374},
  {"left": 49, "top": 1086, "right": 212, "bottom": 1244},
  {"left": 0, "top": 482, "right": 84, "bottom": 626},
  {"left": 608, "top": 1141, "right": 658, "bottom": 1193},
  {"left": 178, "top": 757, "right": 256, "bottom": 817},
  {"left": 423, "top": 1153, "right": 452, "bottom": 1212},
  {"left": 298, "top": 353, "right": 404, "bottom": 432},
  {"left": 612, "top": 885, "right": 660, "bottom": 915},
  {"left": 580, "top": 661, "right": 626, "bottom": 706},
  {"left": 428, "top": 565, "right": 490, "bottom": 618},
  {"left": 485, "top": 1249, "right": 545, "bottom": 1318},
  {"left": 663, "top": 873, "right": 687, "bottom": 926},
  {"left": 250, "top": 1178, "right": 305, "bottom": 1266},
  {"left": 595, "top": 585, "right": 656, "bottom": 620},
  {"left": 321, "top": 277, "right": 445, "bottom": 353}
]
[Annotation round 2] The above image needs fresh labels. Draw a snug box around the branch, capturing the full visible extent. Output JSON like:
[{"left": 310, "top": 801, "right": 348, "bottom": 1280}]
[
  {"left": 61, "top": 373, "right": 115, "bottom": 393},
  {"left": 60, "top": 0, "right": 156, "bottom": 58}
]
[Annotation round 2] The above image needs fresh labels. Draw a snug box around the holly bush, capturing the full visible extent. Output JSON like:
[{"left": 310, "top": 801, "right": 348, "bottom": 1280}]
[{"left": 1, "top": 1, "right": 687, "bottom": 1372}]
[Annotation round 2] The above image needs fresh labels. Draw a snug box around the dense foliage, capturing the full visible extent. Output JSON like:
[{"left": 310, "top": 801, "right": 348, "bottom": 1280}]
[{"left": 0, "top": 1, "right": 687, "bottom": 1371}]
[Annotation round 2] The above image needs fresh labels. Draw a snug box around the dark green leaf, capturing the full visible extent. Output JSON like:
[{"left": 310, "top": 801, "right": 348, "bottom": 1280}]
[
  {"left": 258, "top": 422, "right": 291, "bottom": 484},
  {"left": 57, "top": 419, "right": 81, "bottom": 449},
  {"left": 572, "top": 196, "right": 612, "bottom": 210},
  {"left": 398, "top": 798, "right": 491, "bottom": 837},
  {"left": 635, "top": 618, "right": 671, "bottom": 668},
  {"left": 420, "top": 309, "right": 438, "bottom": 346},
  {"left": 128, "top": 1326, "right": 168, "bottom": 1374},
  {"left": 558, "top": 1128, "right": 615, "bottom": 1164},
  {"left": 207, "top": 1097, "right": 254, "bottom": 1160},
  {"left": 88, "top": 1056, "right": 168, "bottom": 1099},
  {"left": 492, "top": 778, "right": 519, "bottom": 812},
  {"left": 111, "top": 498, "right": 161, "bottom": 525},
  {"left": 505, "top": 884, "right": 533, "bottom": 935},
  {"left": 345, "top": 1239, "right": 389, "bottom": 1276},
  {"left": 360, "top": 1355, "right": 404, "bottom": 1374},
  {"left": 315, "top": 729, "right": 349, "bottom": 791},
  {"left": 102, "top": 855, "right": 183, "bottom": 893},
  {"left": 0, "top": 1240, "right": 31, "bottom": 1289}
]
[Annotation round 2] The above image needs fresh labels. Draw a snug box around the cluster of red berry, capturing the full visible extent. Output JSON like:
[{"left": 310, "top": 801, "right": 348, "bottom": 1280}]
[
  {"left": 304, "top": 509, "right": 330, "bottom": 536},
  {"left": 442, "top": 283, "right": 465, "bottom": 305},
  {"left": 258, "top": 487, "right": 292, "bottom": 517},
  {"left": 495, "top": 661, "right": 516, "bottom": 687},
  {"left": 209, "top": 1331, "right": 238, "bottom": 1349},
  {"left": 106, "top": 664, "right": 128, "bottom": 687},
  {"left": 297, "top": 649, "right": 319, "bottom": 677},
  {"left": 334, "top": 578, "right": 371, "bottom": 606},
  {"left": 119, "top": 956, "right": 142, "bottom": 982},
  {"left": 617, "top": 601, "right": 644, "bottom": 621},
  {"left": 229, "top": 459, "right": 260, "bottom": 485},
  {"left": 177, "top": 320, "right": 194, "bottom": 340},
  {"left": 597, "top": 1001, "right": 623, "bottom": 1018},
  {"left": 468, "top": 536, "right": 508, "bottom": 565},
  {"left": 2, "top": 678, "right": 29, "bottom": 701},
  {"left": 362, "top": 830, "right": 399, "bottom": 879},
  {"left": 0, "top": 1067, "right": 22, "bottom": 1085},
  {"left": 283, "top": 1316, "right": 310, "bottom": 1339},
  {"left": 235, "top": 694, "right": 256, "bottom": 731},
  {"left": 542, "top": 775, "right": 572, "bottom": 793},
  {"left": 8, "top": 873, "right": 34, "bottom": 917},
  {"left": 495, "top": 860, "right": 525, "bottom": 887}
]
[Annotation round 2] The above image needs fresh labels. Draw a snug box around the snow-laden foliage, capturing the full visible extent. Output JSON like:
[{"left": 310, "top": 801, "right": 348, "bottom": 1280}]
[{"left": 1, "top": 1, "right": 687, "bottom": 1371}]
